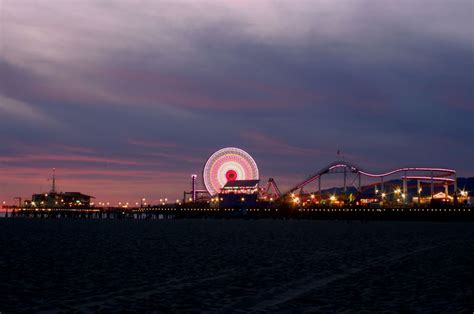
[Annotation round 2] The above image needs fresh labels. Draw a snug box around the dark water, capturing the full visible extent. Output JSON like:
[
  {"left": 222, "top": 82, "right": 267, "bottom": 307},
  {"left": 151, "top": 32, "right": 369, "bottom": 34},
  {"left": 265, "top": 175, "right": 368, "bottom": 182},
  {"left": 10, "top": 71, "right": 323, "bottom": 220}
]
[{"left": 0, "top": 219, "right": 472, "bottom": 312}]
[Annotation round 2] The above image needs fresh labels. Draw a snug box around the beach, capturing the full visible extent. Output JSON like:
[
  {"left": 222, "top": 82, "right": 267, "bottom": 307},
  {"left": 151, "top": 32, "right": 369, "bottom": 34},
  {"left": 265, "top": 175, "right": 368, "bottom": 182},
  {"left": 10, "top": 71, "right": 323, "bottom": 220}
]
[{"left": 0, "top": 219, "right": 472, "bottom": 312}]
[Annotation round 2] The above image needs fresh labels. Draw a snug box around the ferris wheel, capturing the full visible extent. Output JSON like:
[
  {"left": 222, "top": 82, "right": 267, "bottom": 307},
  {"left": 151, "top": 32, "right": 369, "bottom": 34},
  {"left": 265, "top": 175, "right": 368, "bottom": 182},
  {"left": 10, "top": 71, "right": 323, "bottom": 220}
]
[{"left": 203, "top": 147, "right": 259, "bottom": 196}]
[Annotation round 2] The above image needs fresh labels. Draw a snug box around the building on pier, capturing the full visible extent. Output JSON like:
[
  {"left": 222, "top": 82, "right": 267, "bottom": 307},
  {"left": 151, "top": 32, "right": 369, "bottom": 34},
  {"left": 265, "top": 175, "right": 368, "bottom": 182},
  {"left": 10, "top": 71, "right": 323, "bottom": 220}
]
[
  {"left": 25, "top": 192, "right": 94, "bottom": 208},
  {"left": 217, "top": 179, "right": 260, "bottom": 207},
  {"left": 23, "top": 169, "right": 94, "bottom": 208}
]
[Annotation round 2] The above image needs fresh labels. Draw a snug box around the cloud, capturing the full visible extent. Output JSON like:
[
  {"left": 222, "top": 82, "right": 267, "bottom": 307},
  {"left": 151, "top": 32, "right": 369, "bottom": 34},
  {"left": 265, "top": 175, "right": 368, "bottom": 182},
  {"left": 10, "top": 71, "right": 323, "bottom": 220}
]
[
  {"left": 2, "top": 0, "right": 471, "bottom": 112},
  {"left": 240, "top": 130, "right": 334, "bottom": 157},
  {"left": 0, "top": 95, "right": 60, "bottom": 126},
  {"left": 0, "top": 153, "right": 143, "bottom": 166}
]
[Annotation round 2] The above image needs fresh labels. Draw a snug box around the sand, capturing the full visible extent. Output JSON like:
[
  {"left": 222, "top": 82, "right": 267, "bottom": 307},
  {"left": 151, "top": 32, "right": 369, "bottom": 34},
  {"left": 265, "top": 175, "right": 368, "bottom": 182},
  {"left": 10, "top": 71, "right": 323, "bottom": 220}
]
[{"left": 0, "top": 219, "right": 472, "bottom": 312}]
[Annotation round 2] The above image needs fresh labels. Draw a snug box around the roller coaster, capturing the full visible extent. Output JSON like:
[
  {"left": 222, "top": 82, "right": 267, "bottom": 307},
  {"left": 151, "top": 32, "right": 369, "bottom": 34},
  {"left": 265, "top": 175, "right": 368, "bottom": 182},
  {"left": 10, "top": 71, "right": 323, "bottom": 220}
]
[{"left": 282, "top": 160, "right": 458, "bottom": 204}]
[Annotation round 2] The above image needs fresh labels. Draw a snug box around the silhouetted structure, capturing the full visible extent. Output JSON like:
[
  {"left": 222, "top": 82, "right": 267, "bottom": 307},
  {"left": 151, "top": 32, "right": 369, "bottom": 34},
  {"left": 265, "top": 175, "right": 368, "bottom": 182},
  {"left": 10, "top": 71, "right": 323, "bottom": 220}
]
[
  {"left": 218, "top": 179, "right": 260, "bottom": 207},
  {"left": 23, "top": 169, "right": 94, "bottom": 208}
]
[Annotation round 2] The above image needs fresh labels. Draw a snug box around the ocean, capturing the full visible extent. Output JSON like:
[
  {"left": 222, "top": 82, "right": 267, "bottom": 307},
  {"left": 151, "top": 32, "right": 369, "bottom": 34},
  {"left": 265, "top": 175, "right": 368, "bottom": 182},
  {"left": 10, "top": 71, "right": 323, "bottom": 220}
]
[{"left": 0, "top": 219, "right": 472, "bottom": 312}]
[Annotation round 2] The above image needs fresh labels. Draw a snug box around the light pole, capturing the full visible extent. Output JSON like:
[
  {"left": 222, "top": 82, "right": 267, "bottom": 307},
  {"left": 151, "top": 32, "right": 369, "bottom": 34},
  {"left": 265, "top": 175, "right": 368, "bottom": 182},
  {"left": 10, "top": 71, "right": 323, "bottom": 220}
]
[
  {"left": 2, "top": 201, "right": 7, "bottom": 218},
  {"left": 191, "top": 174, "right": 197, "bottom": 202}
]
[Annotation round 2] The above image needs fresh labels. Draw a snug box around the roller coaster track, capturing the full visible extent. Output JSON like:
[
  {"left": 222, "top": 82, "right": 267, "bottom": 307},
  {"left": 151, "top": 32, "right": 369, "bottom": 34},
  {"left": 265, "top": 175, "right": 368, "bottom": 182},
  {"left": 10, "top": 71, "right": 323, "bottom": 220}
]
[{"left": 284, "top": 161, "right": 456, "bottom": 197}]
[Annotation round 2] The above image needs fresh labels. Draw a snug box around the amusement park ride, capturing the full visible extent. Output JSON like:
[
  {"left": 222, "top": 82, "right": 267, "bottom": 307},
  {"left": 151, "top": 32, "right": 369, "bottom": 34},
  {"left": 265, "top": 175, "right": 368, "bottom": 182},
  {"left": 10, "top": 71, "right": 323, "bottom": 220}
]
[{"left": 184, "top": 147, "right": 466, "bottom": 207}]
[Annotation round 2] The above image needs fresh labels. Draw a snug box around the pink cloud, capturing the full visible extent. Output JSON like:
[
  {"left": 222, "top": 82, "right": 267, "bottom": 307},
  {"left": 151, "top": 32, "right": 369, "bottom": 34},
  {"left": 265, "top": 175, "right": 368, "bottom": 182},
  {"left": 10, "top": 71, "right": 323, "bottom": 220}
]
[
  {"left": 53, "top": 145, "right": 97, "bottom": 154},
  {"left": 128, "top": 139, "right": 180, "bottom": 149},
  {"left": 128, "top": 139, "right": 208, "bottom": 164},
  {"left": 0, "top": 154, "right": 143, "bottom": 166},
  {"left": 240, "top": 130, "right": 337, "bottom": 157},
  {"left": 5, "top": 62, "right": 324, "bottom": 110}
]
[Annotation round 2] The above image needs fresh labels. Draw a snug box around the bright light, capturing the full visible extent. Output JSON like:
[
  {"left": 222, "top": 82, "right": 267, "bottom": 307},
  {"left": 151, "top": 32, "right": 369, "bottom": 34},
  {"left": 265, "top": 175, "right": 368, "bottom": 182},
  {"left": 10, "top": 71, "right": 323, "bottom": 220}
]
[
  {"left": 330, "top": 195, "right": 336, "bottom": 202},
  {"left": 310, "top": 194, "right": 315, "bottom": 199},
  {"left": 241, "top": 197, "right": 245, "bottom": 202},
  {"left": 381, "top": 193, "right": 386, "bottom": 198},
  {"left": 203, "top": 147, "right": 259, "bottom": 196},
  {"left": 395, "top": 188, "right": 401, "bottom": 194}
]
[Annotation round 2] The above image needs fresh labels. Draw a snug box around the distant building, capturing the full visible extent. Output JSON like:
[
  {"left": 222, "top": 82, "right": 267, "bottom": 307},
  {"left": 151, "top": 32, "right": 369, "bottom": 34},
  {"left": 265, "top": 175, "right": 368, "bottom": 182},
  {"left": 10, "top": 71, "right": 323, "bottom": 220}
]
[
  {"left": 23, "top": 170, "right": 94, "bottom": 208},
  {"left": 25, "top": 192, "right": 94, "bottom": 208}
]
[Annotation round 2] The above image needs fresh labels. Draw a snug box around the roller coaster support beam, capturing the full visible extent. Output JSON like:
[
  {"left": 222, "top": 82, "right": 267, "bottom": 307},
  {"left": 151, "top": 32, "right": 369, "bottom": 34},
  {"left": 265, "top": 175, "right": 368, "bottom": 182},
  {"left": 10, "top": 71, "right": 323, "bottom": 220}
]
[
  {"left": 454, "top": 173, "right": 458, "bottom": 204},
  {"left": 318, "top": 176, "right": 322, "bottom": 200},
  {"left": 358, "top": 173, "right": 361, "bottom": 193},
  {"left": 343, "top": 168, "right": 347, "bottom": 194},
  {"left": 430, "top": 171, "right": 434, "bottom": 199},
  {"left": 417, "top": 180, "right": 421, "bottom": 205},
  {"left": 445, "top": 183, "right": 449, "bottom": 202},
  {"left": 403, "top": 170, "right": 407, "bottom": 204}
]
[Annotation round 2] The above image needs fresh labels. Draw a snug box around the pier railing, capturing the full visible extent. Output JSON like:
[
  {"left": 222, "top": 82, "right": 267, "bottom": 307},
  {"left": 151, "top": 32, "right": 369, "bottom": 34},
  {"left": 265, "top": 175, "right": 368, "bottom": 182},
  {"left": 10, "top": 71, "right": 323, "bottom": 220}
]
[{"left": 5, "top": 205, "right": 473, "bottom": 221}]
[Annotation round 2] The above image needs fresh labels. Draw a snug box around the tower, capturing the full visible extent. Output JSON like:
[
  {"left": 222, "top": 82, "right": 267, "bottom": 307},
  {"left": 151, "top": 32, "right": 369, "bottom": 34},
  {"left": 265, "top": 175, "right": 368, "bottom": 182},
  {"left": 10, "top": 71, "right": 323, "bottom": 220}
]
[{"left": 51, "top": 168, "right": 57, "bottom": 194}]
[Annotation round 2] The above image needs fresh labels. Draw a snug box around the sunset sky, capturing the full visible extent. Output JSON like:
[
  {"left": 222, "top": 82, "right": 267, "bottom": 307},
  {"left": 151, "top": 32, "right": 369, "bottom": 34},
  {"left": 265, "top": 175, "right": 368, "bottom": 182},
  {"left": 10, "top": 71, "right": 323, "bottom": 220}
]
[{"left": 1, "top": 0, "right": 473, "bottom": 204}]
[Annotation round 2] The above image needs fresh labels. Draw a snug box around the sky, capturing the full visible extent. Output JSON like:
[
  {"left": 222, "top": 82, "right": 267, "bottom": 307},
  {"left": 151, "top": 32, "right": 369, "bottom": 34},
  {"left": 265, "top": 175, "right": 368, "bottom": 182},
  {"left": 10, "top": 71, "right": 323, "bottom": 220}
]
[{"left": 0, "top": 0, "right": 473, "bottom": 205}]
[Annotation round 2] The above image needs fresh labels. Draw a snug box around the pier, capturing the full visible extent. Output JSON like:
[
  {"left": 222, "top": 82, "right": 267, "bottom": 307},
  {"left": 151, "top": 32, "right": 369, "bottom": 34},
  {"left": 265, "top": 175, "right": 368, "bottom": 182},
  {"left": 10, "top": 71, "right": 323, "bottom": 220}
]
[{"left": 6, "top": 205, "right": 473, "bottom": 222}]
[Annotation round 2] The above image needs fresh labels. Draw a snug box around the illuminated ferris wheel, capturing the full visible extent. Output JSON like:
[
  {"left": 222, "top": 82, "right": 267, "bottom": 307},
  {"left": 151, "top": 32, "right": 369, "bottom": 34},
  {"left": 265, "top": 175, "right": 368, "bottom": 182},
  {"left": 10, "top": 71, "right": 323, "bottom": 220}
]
[{"left": 203, "top": 147, "right": 259, "bottom": 196}]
